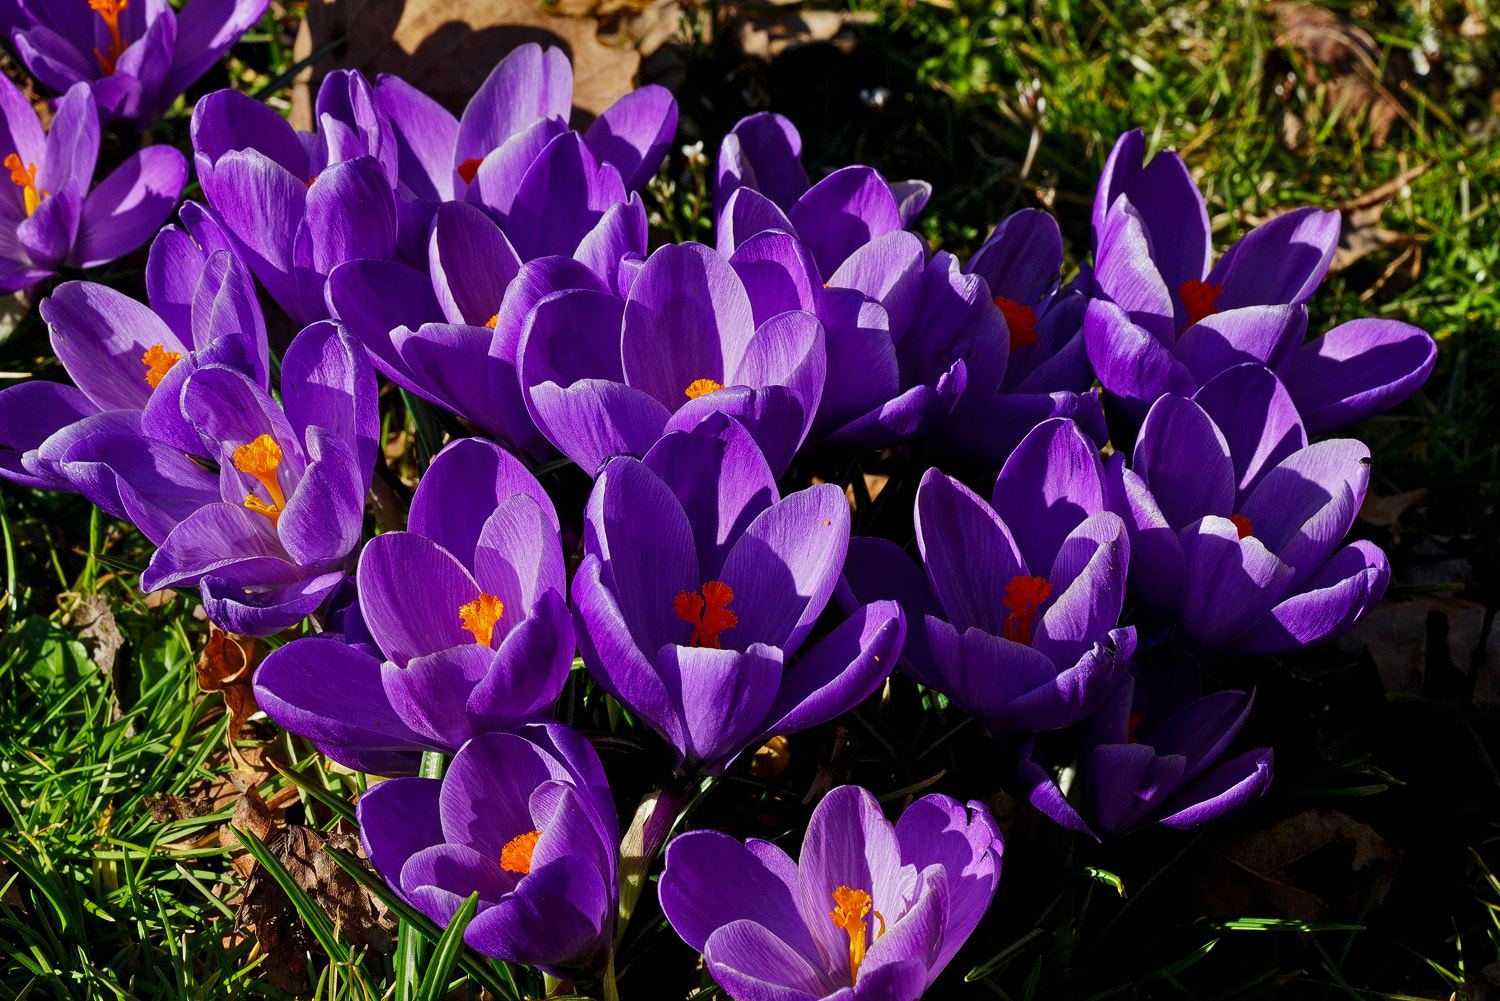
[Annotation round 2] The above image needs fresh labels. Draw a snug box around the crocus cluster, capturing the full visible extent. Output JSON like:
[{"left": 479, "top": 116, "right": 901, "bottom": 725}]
[{"left": 0, "top": 34, "right": 1443, "bottom": 999}]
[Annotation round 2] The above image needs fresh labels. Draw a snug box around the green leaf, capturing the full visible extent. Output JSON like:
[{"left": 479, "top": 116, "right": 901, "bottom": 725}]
[
  {"left": 1081, "top": 866, "right": 1127, "bottom": 897},
  {"left": 418, "top": 892, "right": 479, "bottom": 1001}
]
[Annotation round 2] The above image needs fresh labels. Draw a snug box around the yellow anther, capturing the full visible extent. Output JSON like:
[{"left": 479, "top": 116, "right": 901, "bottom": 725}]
[
  {"left": 232, "top": 434, "right": 287, "bottom": 526},
  {"left": 140, "top": 343, "right": 181, "bottom": 389},
  {"left": 829, "top": 886, "right": 884, "bottom": 983},
  {"left": 500, "top": 829, "right": 541, "bottom": 874},
  {"left": 459, "top": 592, "right": 504, "bottom": 646},
  {"left": 685, "top": 378, "right": 723, "bottom": 400}
]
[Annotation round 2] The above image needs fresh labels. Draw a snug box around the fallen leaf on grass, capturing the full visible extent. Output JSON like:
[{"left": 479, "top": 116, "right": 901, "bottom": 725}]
[
  {"left": 1356, "top": 487, "right": 1429, "bottom": 538},
  {"left": 1195, "top": 809, "right": 1401, "bottom": 923},
  {"left": 294, "top": 0, "right": 642, "bottom": 131},
  {"left": 197, "top": 627, "right": 263, "bottom": 771},
  {"left": 143, "top": 791, "right": 213, "bottom": 824},
  {"left": 1271, "top": 2, "right": 1409, "bottom": 148},
  {"left": 1336, "top": 598, "right": 1485, "bottom": 699}
]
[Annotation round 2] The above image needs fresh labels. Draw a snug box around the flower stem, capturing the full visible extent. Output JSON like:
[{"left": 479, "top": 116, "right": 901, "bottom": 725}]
[{"left": 615, "top": 776, "right": 689, "bottom": 948}]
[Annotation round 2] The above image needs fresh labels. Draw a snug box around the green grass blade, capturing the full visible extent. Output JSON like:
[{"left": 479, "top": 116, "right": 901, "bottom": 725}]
[{"left": 417, "top": 892, "right": 479, "bottom": 1001}]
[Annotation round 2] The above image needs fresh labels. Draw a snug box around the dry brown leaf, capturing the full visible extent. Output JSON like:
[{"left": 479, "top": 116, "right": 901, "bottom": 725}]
[
  {"left": 143, "top": 791, "right": 213, "bottom": 824},
  {"left": 197, "top": 627, "right": 263, "bottom": 758},
  {"left": 293, "top": 0, "right": 643, "bottom": 131},
  {"left": 750, "top": 735, "right": 791, "bottom": 778},
  {"left": 1195, "top": 809, "right": 1401, "bottom": 922},
  {"left": 1356, "top": 487, "right": 1429, "bottom": 538},
  {"left": 1272, "top": 2, "right": 1408, "bottom": 148},
  {"left": 736, "top": 9, "right": 873, "bottom": 60},
  {"left": 1337, "top": 598, "right": 1485, "bottom": 698}
]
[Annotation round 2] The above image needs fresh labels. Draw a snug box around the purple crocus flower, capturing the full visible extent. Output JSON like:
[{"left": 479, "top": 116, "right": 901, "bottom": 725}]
[
  {"left": 359, "top": 723, "right": 619, "bottom": 982},
  {"left": 660, "top": 784, "right": 1002, "bottom": 1000},
  {"left": 132, "top": 320, "right": 379, "bottom": 636},
  {"left": 10, "top": 0, "right": 270, "bottom": 130},
  {"left": 0, "top": 76, "right": 185, "bottom": 294},
  {"left": 1019, "top": 656, "right": 1273, "bottom": 839},
  {"left": 1104, "top": 362, "right": 1389, "bottom": 658},
  {"left": 842, "top": 418, "right": 1133, "bottom": 739},
  {"left": 716, "top": 111, "right": 929, "bottom": 278},
  {"left": 373, "top": 41, "right": 675, "bottom": 259},
  {"left": 327, "top": 192, "right": 648, "bottom": 460},
  {"left": 191, "top": 71, "right": 397, "bottom": 325},
  {"left": 1086, "top": 130, "right": 1435, "bottom": 432},
  {"left": 517, "top": 240, "right": 826, "bottom": 476},
  {"left": 253, "top": 436, "right": 574, "bottom": 774},
  {"left": 0, "top": 208, "right": 260, "bottom": 495},
  {"left": 572, "top": 413, "right": 905, "bottom": 776}
]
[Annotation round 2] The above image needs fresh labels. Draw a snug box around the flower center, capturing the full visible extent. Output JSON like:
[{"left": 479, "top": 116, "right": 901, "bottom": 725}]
[
  {"left": 1001, "top": 574, "right": 1053, "bottom": 647},
  {"left": 500, "top": 829, "right": 541, "bottom": 874},
  {"left": 5, "top": 155, "right": 46, "bottom": 217},
  {"left": 674, "top": 580, "right": 737, "bottom": 649},
  {"left": 140, "top": 343, "right": 181, "bottom": 389},
  {"left": 993, "top": 295, "right": 1038, "bottom": 352},
  {"left": 89, "top": 0, "right": 129, "bottom": 76},
  {"left": 457, "top": 157, "right": 484, "bottom": 186},
  {"left": 232, "top": 434, "right": 287, "bottom": 526},
  {"left": 829, "top": 886, "right": 885, "bottom": 984},
  {"left": 1229, "top": 514, "right": 1254, "bottom": 539},
  {"left": 1178, "top": 279, "right": 1223, "bottom": 330},
  {"left": 685, "top": 378, "right": 724, "bottom": 400},
  {"left": 459, "top": 592, "right": 504, "bottom": 646}
]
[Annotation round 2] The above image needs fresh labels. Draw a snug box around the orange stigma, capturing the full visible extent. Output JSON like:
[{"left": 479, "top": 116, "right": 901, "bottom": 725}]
[
  {"left": 1178, "top": 279, "right": 1223, "bottom": 330},
  {"left": 484, "top": 314, "right": 499, "bottom": 329},
  {"left": 304, "top": 175, "right": 319, "bottom": 189},
  {"left": 993, "top": 295, "right": 1038, "bottom": 351},
  {"left": 1001, "top": 575, "right": 1053, "bottom": 647},
  {"left": 5, "top": 154, "right": 45, "bottom": 216},
  {"left": 140, "top": 343, "right": 181, "bottom": 389},
  {"left": 1127, "top": 709, "right": 1143, "bottom": 744},
  {"left": 674, "top": 581, "right": 737, "bottom": 649},
  {"left": 829, "top": 887, "right": 885, "bottom": 983},
  {"left": 1229, "top": 514, "right": 1254, "bottom": 539},
  {"left": 232, "top": 434, "right": 287, "bottom": 526},
  {"left": 459, "top": 592, "right": 504, "bottom": 646},
  {"left": 685, "top": 378, "right": 724, "bottom": 400},
  {"left": 500, "top": 830, "right": 541, "bottom": 874},
  {"left": 89, "top": 0, "right": 129, "bottom": 76},
  {"left": 457, "top": 157, "right": 483, "bottom": 186}
]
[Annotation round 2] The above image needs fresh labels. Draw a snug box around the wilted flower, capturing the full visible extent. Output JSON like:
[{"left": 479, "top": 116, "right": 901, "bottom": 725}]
[
  {"left": 1105, "top": 363, "right": 1389, "bottom": 657},
  {"left": 1020, "top": 653, "right": 1273, "bottom": 839},
  {"left": 9, "top": 0, "right": 269, "bottom": 129},
  {"left": 572, "top": 413, "right": 904, "bottom": 776},
  {"left": 660, "top": 784, "right": 1002, "bottom": 1001},
  {"left": 0, "top": 76, "right": 185, "bottom": 294},
  {"left": 359, "top": 723, "right": 619, "bottom": 983},
  {"left": 843, "top": 418, "right": 1133, "bottom": 739},
  {"left": 254, "top": 437, "right": 574, "bottom": 773}
]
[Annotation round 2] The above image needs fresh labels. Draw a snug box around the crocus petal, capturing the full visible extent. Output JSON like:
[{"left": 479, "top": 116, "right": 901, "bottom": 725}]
[
  {"left": 1191, "top": 364, "right": 1306, "bottom": 504},
  {"left": 505, "top": 133, "right": 626, "bottom": 262},
  {"left": 796, "top": 785, "right": 904, "bottom": 976},
  {"left": 704, "top": 921, "right": 831, "bottom": 1001},
  {"left": 892, "top": 796, "right": 1002, "bottom": 977},
  {"left": 429, "top": 200, "right": 522, "bottom": 326},
  {"left": 1153, "top": 747, "right": 1274, "bottom": 830},
  {"left": 280, "top": 320, "right": 379, "bottom": 482},
  {"left": 518, "top": 288, "right": 626, "bottom": 390},
  {"left": 1282, "top": 318, "right": 1437, "bottom": 435},
  {"left": 1237, "top": 438, "right": 1370, "bottom": 585},
  {"left": 71, "top": 146, "right": 187, "bottom": 269},
  {"left": 465, "top": 116, "right": 567, "bottom": 221},
  {"left": 454, "top": 42, "right": 572, "bottom": 168},
  {"left": 1092, "top": 200, "right": 1176, "bottom": 345},
  {"left": 303, "top": 155, "right": 397, "bottom": 279},
  {"left": 469, "top": 588, "right": 573, "bottom": 726},
  {"left": 574, "top": 195, "right": 648, "bottom": 294},
  {"left": 140, "top": 502, "right": 287, "bottom": 591},
  {"left": 1178, "top": 517, "right": 1294, "bottom": 652},
  {"left": 584, "top": 85, "right": 677, "bottom": 192},
  {"left": 716, "top": 112, "right": 809, "bottom": 214},
  {"left": 1103, "top": 452, "right": 1186, "bottom": 617},
  {"left": 1085, "top": 742, "right": 1188, "bottom": 837},
  {"left": 839, "top": 536, "right": 943, "bottom": 686},
  {"left": 167, "top": 0, "right": 273, "bottom": 98},
  {"left": 325, "top": 258, "right": 444, "bottom": 384},
  {"left": 989, "top": 417, "right": 1107, "bottom": 579},
  {"left": 256, "top": 637, "right": 433, "bottom": 758},
  {"left": 395, "top": 322, "right": 511, "bottom": 435},
  {"left": 663, "top": 385, "right": 809, "bottom": 480},
  {"left": 528, "top": 379, "right": 670, "bottom": 475},
  {"left": 787, "top": 165, "right": 903, "bottom": 279},
  {"left": 198, "top": 149, "right": 306, "bottom": 314},
  {"left": 889, "top": 179, "right": 931, "bottom": 228},
  {"left": 1209, "top": 207, "right": 1341, "bottom": 309},
  {"left": 356, "top": 776, "right": 446, "bottom": 889},
  {"left": 1173, "top": 304, "right": 1308, "bottom": 385},
  {"left": 59, "top": 428, "right": 222, "bottom": 544},
  {"left": 914, "top": 468, "right": 1024, "bottom": 636},
  {"left": 966, "top": 209, "right": 1063, "bottom": 306},
  {"left": 717, "top": 186, "right": 799, "bottom": 259},
  {"left": 358, "top": 532, "right": 482, "bottom": 667},
  {"left": 1229, "top": 539, "right": 1389, "bottom": 656},
  {"left": 730, "top": 229, "right": 822, "bottom": 325},
  {"left": 464, "top": 854, "right": 610, "bottom": 978},
  {"left": 719, "top": 483, "right": 848, "bottom": 654},
  {"left": 1092, "top": 131, "right": 1209, "bottom": 303},
  {"left": 191, "top": 86, "right": 308, "bottom": 177},
  {"left": 375, "top": 73, "right": 459, "bottom": 201},
  {"left": 661, "top": 831, "right": 821, "bottom": 959},
  {"left": 0, "top": 381, "right": 97, "bottom": 489},
  {"left": 1082, "top": 297, "right": 1195, "bottom": 418},
  {"left": 828, "top": 230, "right": 925, "bottom": 337},
  {"left": 0, "top": 70, "right": 44, "bottom": 173},
  {"left": 664, "top": 642, "right": 783, "bottom": 773},
  {"left": 1034, "top": 511, "right": 1129, "bottom": 669},
  {"left": 204, "top": 568, "right": 346, "bottom": 638},
  {"left": 381, "top": 644, "right": 497, "bottom": 749},
  {"left": 191, "top": 250, "right": 269, "bottom": 386},
  {"left": 43, "top": 280, "right": 182, "bottom": 412},
  {"left": 276, "top": 426, "right": 363, "bottom": 568},
  {"left": 408, "top": 436, "right": 557, "bottom": 564},
  {"left": 1133, "top": 393, "right": 1235, "bottom": 530}
]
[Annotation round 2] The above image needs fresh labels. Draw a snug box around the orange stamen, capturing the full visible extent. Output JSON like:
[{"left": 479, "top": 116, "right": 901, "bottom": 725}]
[
  {"left": 457, "top": 157, "right": 484, "bottom": 186},
  {"left": 232, "top": 434, "right": 287, "bottom": 526},
  {"left": 4, "top": 154, "right": 46, "bottom": 216},
  {"left": 1229, "top": 514, "right": 1254, "bottom": 539},
  {"left": 829, "top": 887, "right": 885, "bottom": 983},
  {"left": 459, "top": 592, "right": 504, "bottom": 646},
  {"left": 304, "top": 175, "right": 319, "bottom": 189},
  {"left": 1001, "top": 575, "right": 1053, "bottom": 647},
  {"left": 484, "top": 314, "right": 499, "bottom": 329},
  {"left": 89, "top": 0, "right": 129, "bottom": 76},
  {"left": 993, "top": 295, "right": 1038, "bottom": 351},
  {"left": 500, "top": 830, "right": 541, "bottom": 874},
  {"left": 140, "top": 343, "right": 181, "bottom": 389},
  {"left": 674, "top": 580, "right": 737, "bottom": 649},
  {"left": 1178, "top": 279, "right": 1223, "bottom": 330},
  {"left": 685, "top": 378, "right": 724, "bottom": 400}
]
